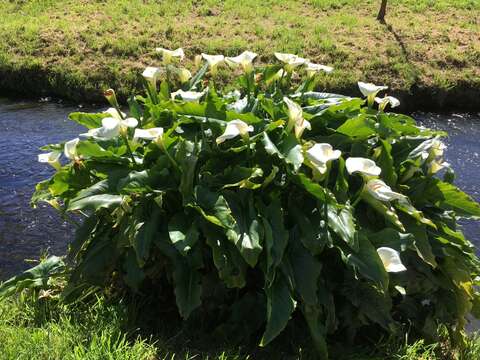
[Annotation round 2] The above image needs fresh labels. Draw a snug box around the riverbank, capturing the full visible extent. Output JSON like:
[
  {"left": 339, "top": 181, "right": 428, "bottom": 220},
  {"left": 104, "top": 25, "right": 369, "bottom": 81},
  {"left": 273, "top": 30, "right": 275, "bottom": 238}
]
[{"left": 1, "top": 0, "right": 479, "bottom": 112}]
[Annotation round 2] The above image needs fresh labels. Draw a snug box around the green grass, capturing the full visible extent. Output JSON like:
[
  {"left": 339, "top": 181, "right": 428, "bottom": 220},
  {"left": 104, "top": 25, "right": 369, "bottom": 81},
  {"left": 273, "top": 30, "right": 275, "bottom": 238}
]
[
  {"left": 0, "top": 0, "right": 478, "bottom": 109},
  {"left": 2, "top": 293, "right": 480, "bottom": 360}
]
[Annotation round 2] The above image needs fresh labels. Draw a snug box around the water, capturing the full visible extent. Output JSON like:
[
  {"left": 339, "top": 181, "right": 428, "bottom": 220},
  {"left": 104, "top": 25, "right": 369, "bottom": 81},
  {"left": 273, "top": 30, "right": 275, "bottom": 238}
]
[
  {"left": 0, "top": 100, "right": 479, "bottom": 279},
  {"left": 0, "top": 99, "right": 87, "bottom": 279}
]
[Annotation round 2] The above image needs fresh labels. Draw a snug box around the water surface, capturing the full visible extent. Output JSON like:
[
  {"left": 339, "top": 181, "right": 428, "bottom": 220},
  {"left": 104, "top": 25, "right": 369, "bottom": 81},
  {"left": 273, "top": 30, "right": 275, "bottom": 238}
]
[{"left": 0, "top": 100, "right": 478, "bottom": 279}]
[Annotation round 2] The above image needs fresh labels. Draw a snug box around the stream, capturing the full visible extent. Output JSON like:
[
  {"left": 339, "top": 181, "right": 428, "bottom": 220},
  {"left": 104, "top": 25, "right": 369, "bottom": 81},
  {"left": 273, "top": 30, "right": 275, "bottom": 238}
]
[{"left": 0, "top": 98, "right": 479, "bottom": 280}]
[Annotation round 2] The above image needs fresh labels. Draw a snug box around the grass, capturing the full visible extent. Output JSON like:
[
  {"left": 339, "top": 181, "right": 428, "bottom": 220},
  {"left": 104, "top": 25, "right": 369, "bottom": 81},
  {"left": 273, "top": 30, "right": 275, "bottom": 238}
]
[
  {"left": 2, "top": 292, "right": 480, "bottom": 360},
  {"left": 0, "top": 0, "right": 478, "bottom": 110}
]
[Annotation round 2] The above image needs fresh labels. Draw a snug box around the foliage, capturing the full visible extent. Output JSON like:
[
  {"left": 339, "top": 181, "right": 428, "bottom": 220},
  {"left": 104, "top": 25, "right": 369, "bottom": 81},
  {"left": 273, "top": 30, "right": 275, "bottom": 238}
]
[{"left": 29, "top": 51, "right": 480, "bottom": 358}]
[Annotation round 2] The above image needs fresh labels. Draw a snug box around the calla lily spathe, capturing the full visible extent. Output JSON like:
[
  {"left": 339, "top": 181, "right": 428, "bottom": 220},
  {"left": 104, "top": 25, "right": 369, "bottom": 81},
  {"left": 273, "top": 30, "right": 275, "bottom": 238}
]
[
  {"left": 346, "top": 157, "right": 381, "bottom": 176},
  {"left": 408, "top": 137, "right": 449, "bottom": 175},
  {"left": 38, "top": 151, "right": 61, "bottom": 170},
  {"left": 142, "top": 67, "right": 162, "bottom": 87},
  {"left": 156, "top": 47, "right": 185, "bottom": 64},
  {"left": 81, "top": 117, "right": 138, "bottom": 139},
  {"left": 227, "top": 97, "right": 248, "bottom": 113},
  {"left": 171, "top": 89, "right": 207, "bottom": 102},
  {"left": 105, "top": 107, "right": 126, "bottom": 120},
  {"left": 306, "top": 143, "right": 341, "bottom": 174},
  {"left": 375, "top": 96, "right": 400, "bottom": 111},
  {"left": 366, "top": 179, "right": 405, "bottom": 202},
  {"left": 358, "top": 82, "right": 388, "bottom": 106},
  {"left": 305, "top": 62, "right": 333, "bottom": 77},
  {"left": 202, "top": 53, "right": 225, "bottom": 75},
  {"left": 225, "top": 51, "right": 258, "bottom": 73},
  {"left": 275, "top": 53, "right": 308, "bottom": 71},
  {"left": 283, "top": 97, "right": 311, "bottom": 138},
  {"left": 134, "top": 127, "right": 164, "bottom": 142},
  {"left": 216, "top": 119, "right": 253, "bottom": 144},
  {"left": 377, "top": 247, "right": 407, "bottom": 272},
  {"left": 64, "top": 138, "right": 80, "bottom": 160}
]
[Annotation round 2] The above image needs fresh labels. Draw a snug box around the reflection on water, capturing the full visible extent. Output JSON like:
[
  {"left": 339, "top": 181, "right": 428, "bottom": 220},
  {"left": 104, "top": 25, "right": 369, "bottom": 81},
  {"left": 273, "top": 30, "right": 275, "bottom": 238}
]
[{"left": 0, "top": 100, "right": 479, "bottom": 280}]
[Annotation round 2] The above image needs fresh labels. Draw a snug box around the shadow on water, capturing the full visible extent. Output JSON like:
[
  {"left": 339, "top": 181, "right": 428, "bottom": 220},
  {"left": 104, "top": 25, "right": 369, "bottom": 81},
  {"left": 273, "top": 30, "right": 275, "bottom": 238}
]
[{"left": 0, "top": 100, "right": 478, "bottom": 282}]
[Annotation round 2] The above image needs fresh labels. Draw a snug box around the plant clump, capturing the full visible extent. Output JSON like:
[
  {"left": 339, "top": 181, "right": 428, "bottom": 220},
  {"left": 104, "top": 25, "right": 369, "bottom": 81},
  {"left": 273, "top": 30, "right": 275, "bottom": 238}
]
[{"left": 27, "top": 48, "right": 480, "bottom": 358}]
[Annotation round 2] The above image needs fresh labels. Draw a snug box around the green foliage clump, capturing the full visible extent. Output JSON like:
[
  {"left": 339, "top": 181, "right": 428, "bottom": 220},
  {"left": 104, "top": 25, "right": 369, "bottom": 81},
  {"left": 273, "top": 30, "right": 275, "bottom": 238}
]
[{"left": 27, "top": 51, "right": 480, "bottom": 358}]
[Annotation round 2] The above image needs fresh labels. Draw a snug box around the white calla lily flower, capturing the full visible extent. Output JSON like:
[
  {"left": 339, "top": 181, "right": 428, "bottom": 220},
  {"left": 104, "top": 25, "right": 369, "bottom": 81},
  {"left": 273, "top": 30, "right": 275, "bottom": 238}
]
[
  {"left": 375, "top": 96, "right": 400, "bottom": 111},
  {"left": 306, "top": 143, "right": 341, "bottom": 174},
  {"left": 81, "top": 117, "right": 138, "bottom": 139},
  {"left": 201, "top": 53, "right": 225, "bottom": 75},
  {"left": 225, "top": 51, "right": 258, "bottom": 73},
  {"left": 64, "top": 138, "right": 80, "bottom": 160},
  {"left": 305, "top": 62, "right": 333, "bottom": 77},
  {"left": 155, "top": 47, "right": 185, "bottom": 64},
  {"left": 105, "top": 107, "right": 126, "bottom": 120},
  {"left": 283, "top": 97, "right": 311, "bottom": 138},
  {"left": 408, "top": 137, "right": 449, "bottom": 175},
  {"left": 377, "top": 247, "right": 407, "bottom": 272},
  {"left": 171, "top": 89, "right": 207, "bottom": 102},
  {"left": 226, "top": 97, "right": 248, "bottom": 113},
  {"left": 346, "top": 157, "right": 381, "bottom": 176},
  {"left": 366, "top": 179, "right": 406, "bottom": 202},
  {"left": 38, "top": 151, "right": 61, "bottom": 170},
  {"left": 216, "top": 119, "right": 254, "bottom": 144},
  {"left": 142, "top": 66, "right": 162, "bottom": 87},
  {"left": 358, "top": 81, "right": 388, "bottom": 106},
  {"left": 134, "top": 127, "right": 164, "bottom": 142},
  {"left": 274, "top": 52, "right": 308, "bottom": 71}
]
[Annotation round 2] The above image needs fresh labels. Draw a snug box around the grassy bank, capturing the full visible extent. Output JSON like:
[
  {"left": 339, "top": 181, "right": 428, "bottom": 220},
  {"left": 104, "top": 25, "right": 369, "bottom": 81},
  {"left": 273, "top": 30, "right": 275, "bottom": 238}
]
[
  {"left": 2, "top": 294, "right": 480, "bottom": 360},
  {"left": 0, "top": 0, "right": 479, "bottom": 111}
]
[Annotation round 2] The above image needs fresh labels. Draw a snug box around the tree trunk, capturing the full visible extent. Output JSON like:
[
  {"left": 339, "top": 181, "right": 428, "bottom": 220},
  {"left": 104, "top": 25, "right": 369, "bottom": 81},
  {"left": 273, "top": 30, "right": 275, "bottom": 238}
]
[{"left": 377, "top": 0, "right": 388, "bottom": 22}]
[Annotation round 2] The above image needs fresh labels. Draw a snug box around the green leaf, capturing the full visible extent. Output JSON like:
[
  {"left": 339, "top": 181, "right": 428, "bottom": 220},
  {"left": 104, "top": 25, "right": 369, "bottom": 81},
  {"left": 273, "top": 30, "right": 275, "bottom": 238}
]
[
  {"left": 0, "top": 256, "right": 65, "bottom": 298},
  {"left": 327, "top": 203, "right": 358, "bottom": 251},
  {"left": 281, "top": 134, "right": 304, "bottom": 172},
  {"left": 76, "top": 141, "right": 116, "bottom": 159},
  {"left": 201, "top": 222, "right": 247, "bottom": 288},
  {"left": 224, "top": 192, "right": 264, "bottom": 267},
  {"left": 177, "top": 140, "right": 199, "bottom": 204},
  {"left": 69, "top": 112, "right": 107, "bottom": 129},
  {"left": 345, "top": 234, "right": 389, "bottom": 290},
  {"left": 123, "top": 250, "right": 145, "bottom": 292},
  {"left": 168, "top": 213, "right": 200, "bottom": 255},
  {"left": 409, "top": 177, "right": 480, "bottom": 218},
  {"left": 260, "top": 273, "right": 296, "bottom": 346},
  {"left": 68, "top": 194, "right": 124, "bottom": 212},
  {"left": 336, "top": 114, "right": 376, "bottom": 139},
  {"left": 257, "top": 199, "right": 289, "bottom": 283},
  {"left": 193, "top": 185, "right": 236, "bottom": 229},
  {"left": 134, "top": 207, "right": 161, "bottom": 266},
  {"left": 376, "top": 139, "right": 397, "bottom": 186}
]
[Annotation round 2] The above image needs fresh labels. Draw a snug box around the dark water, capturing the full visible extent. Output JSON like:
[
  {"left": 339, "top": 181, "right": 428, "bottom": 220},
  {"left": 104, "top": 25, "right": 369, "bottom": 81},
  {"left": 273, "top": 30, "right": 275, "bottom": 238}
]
[{"left": 0, "top": 99, "right": 479, "bottom": 279}]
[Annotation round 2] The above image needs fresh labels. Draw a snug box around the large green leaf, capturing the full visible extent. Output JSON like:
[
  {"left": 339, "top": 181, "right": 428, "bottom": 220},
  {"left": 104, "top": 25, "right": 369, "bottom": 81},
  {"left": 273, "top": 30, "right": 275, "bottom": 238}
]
[
  {"left": 345, "top": 234, "right": 389, "bottom": 290},
  {"left": 260, "top": 273, "right": 296, "bottom": 346},
  {"left": 257, "top": 198, "right": 289, "bottom": 283},
  {"left": 280, "top": 134, "right": 304, "bottom": 171},
  {"left": 0, "top": 256, "right": 65, "bottom": 298},
  {"left": 408, "top": 177, "right": 480, "bottom": 218},
  {"left": 336, "top": 114, "right": 376, "bottom": 139},
  {"left": 168, "top": 212, "right": 200, "bottom": 255},
  {"left": 68, "top": 194, "right": 124, "bottom": 211},
  {"left": 201, "top": 222, "right": 247, "bottom": 288},
  {"left": 69, "top": 112, "right": 107, "bottom": 129}
]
